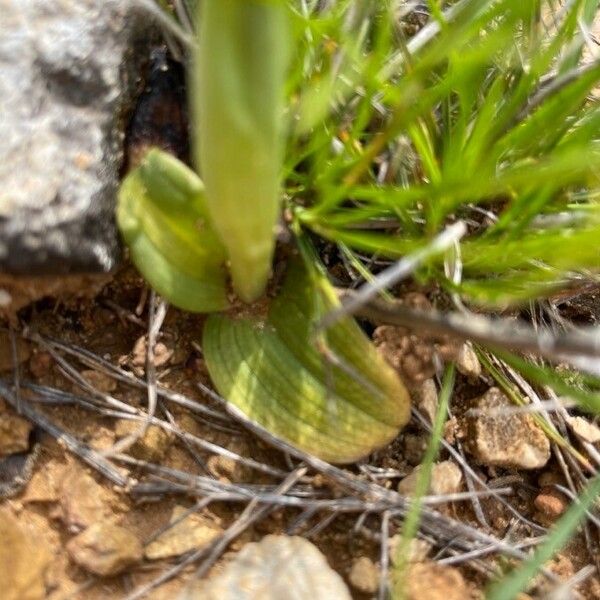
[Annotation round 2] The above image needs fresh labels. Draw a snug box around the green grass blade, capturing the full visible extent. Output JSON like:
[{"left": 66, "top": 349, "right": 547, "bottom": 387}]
[
  {"left": 392, "top": 365, "right": 455, "bottom": 598},
  {"left": 487, "top": 472, "right": 600, "bottom": 599}
]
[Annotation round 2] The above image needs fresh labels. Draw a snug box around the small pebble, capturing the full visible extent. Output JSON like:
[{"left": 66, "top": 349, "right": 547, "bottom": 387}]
[
  {"left": 567, "top": 416, "right": 600, "bottom": 444},
  {"left": 0, "top": 508, "right": 50, "bottom": 600},
  {"left": 80, "top": 369, "right": 117, "bottom": 393},
  {"left": 129, "top": 335, "right": 174, "bottom": 375},
  {"left": 348, "top": 556, "right": 379, "bottom": 595},
  {"left": 398, "top": 460, "right": 462, "bottom": 497},
  {"left": 67, "top": 522, "right": 142, "bottom": 576},
  {"left": 59, "top": 465, "right": 114, "bottom": 532},
  {"left": 145, "top": 505, "right": 222, "bottom": 560},
  {"left": 534, "top": 486, "right": 568, "bottom": 522},
  {"left": 465, "top": 387, "right": 550, "bottom": 469},
  {"left": 180, "top": 535, "right": 351, "bottom": 600},
  {"left": 415, "top": 378, "right": 438, "bottom": 423},
  {"left": 0, "top": 400, "right": 34, "bottom": 457},
  {"left": 455, "top": 343, "right": 481, "bottom": 379},
  {"left": 404, "top": 562, "right": 468, "bottom": 600}
]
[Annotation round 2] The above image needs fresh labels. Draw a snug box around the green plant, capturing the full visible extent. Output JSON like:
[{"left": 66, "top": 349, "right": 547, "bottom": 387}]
[
  {"left": 192, "top": 0, "right": 289, "bottom": 302},
  {"left": 392, "top": 364, "right": 455, "bottom": 598},
  {"left": 119, "top": 0, "right": 600, "bottom": 453},
  {"left": 118, "top": 2, "right": 600, "bottom": 591},
  {"left": 487, "top": 472, "right": 600, "bottom": 599},
  {"left": 118, "top": 0, "right": 412, "bottom": 463}
]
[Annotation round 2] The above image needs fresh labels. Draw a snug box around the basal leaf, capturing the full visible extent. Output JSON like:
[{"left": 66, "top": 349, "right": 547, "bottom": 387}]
[
  {"left": 117, "top": 148, "right": 229, "bottom": 313},
  {"left": 203, "top": 259, "right": 410, "bottom": 463}
]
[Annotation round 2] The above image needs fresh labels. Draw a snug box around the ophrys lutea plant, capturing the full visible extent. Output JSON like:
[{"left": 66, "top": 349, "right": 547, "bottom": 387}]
[{"left": 117, "top": 0, "right": 411, "bottom": 463}]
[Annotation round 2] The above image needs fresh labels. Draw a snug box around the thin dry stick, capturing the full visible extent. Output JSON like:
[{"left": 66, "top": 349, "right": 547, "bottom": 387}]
[
  {"left": 27, "top": 333, "right": 139, "bottom": 415},
  {"left": 9, "top": 325, "right": 22, "bottom": 413},
  {"left": 457, "top": 440, "right": 491, "bottom": 530},
  {"left": 0, "top": 382, "right": 128, "bottom": 487},
  {"left": 160, "top": 404, "right": 211, "bottom": 475},
  {"left": 30, "top": 333, "right": 232, "bottom": 424},
  {"left": 381, "top": 0, "right": 471, "bottom": 78},
  {"left": 102, "top": 293, "right": 167, "bottom": 457},
  {"left": 548, "top": 565, "right": 599, "bottom": 600},
  {"left": 114, "top": 413, "right": 290, "bottom": 479},
  {"left": 197, "top": 383, "right": 558, "bottom": 571},
  {"left": 345, "top": 293, "right": 600, "bottom": 367},
  {"left": 286, "top": 506, "right": 319, "bottom": 535},
  {"left": 14, "top": 380, "right": 286, "bottom": 480},
  {"left": 437, "top": 536, "right": 545, "bottom": 566},
  {"left": 194, "top": 466, "right": 308, "bottom": 579},
  {"left": 102, "top": 299, "right": 146, "bottom": 327},
  {"left": 132, "top": 0, "right": 194, "bottom": 47},
  {"left": 446, "top": 401, "right": 491, "bottom": 531},
  {"left": 320, "top": 221, "right": 467, "bottom": 329},
  {"left": 124, "top": 467, "right": 307, "bottom": 600}
]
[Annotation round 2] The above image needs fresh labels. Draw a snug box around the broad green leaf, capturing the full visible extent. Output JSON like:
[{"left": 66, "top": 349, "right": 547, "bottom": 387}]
[
  {"left": 203, "top": 260, "right": 411, "bottom": 463},
  {"left": 117, "top": 149, "right": 229, "bottom": 313}
]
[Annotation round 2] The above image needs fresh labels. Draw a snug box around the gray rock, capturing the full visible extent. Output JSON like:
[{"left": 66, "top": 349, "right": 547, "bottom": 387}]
[
  {"left": 0, "top": 0, "right": 155, "bottom": 277},
  {"left": 180, "top": 535, "right": 351, "bottom": 600}
]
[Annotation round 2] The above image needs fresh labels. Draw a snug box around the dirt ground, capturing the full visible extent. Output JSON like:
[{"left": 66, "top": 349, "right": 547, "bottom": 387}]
[{"left": 0, "top": 266, "right": 599, "bottom": 600}]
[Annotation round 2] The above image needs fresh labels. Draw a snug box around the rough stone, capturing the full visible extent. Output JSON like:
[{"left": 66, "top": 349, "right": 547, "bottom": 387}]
[
  {"left": 567, "top": 416, "right": 600, "bottom": 444},
  {"left": 67, "top": 521, "right": 142, "bottom": 576},
  {"left": 404, "top": 562, "right": 469, "bottom": 600},
  {"left": 21, "top": 460, "right": 62, "bottom": 504},
  {"left": 58, "top": 465, "right": 113, "bottom": 532},
  {"left": 0, "top": 507, "right": 50, "bottom": 600},
  {"left": 145, "top": 505, "right": 223, "bottom": 560},
  {"left": 0, "top": 0, "right": 155, "bottom": 309},
  {"left": 534, "top": 487, "right": 568, "bottom": 524},
  {"left": 373, "top": 294, "right": 461, "bottom": 387},
  {"left": 80, "top": 369, "right": 117, "bottom": 394},
  {"left": 414, "top": 378, "right": 438, "bottom": 424},
  {"left": 455, "top": 343, "right": 481, "bottom": 379},
  {"left": 180, "top": 535, "right": 351, "bottom": 600},
  {"left": 398, "top": 460, "right": 462, "bottom": 497},
  {"left": 127, "top": 335, "right": 174, "bottom": 376},
  {"left": 465, "top": 387, "right": 550, "bottom": 469},
  {"left": 348, "top": 556, "right": 379, "bottom": 595},
  {"left": 115, "top": 420, "right": 173, "bottom": 463}
]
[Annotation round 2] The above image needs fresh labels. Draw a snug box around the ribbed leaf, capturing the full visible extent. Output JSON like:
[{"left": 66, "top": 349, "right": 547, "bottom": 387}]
[
  {"left": 203, "top": 260, "right": 410, "bottom": 463},
  {"left": 117, "top": 149, "right": 229, "bottom": 312}
]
